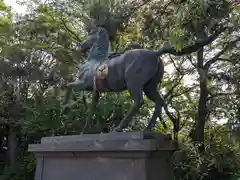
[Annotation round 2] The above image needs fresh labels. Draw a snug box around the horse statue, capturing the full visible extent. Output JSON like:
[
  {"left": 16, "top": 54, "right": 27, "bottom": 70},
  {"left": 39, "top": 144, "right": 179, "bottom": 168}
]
[{"left": 63, "top": 25, "right": 221, "bottom": 135}]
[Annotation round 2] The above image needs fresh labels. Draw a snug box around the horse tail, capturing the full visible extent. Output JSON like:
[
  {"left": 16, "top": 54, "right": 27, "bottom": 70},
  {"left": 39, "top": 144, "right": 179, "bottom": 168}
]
[
  {"left": 155, "top": 43, "right": 172, "bottom": 57},
  {"left": 157, "top": 57, "right": 164, "bottom": 83}
]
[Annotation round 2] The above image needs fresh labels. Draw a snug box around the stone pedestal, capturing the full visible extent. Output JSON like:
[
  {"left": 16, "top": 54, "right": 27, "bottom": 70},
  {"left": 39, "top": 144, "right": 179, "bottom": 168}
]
[{"left": 28, "top": 132, "right": 176, "bottom": 180}]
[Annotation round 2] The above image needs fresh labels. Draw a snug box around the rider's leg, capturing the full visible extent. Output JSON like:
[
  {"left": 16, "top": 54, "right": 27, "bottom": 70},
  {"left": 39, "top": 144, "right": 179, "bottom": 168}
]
[
  {"left": 63, "top": 62, "right": 95, "bottom": 108},
  {"left": 62, "top": 76, "right": 88, "bottom": 108}
]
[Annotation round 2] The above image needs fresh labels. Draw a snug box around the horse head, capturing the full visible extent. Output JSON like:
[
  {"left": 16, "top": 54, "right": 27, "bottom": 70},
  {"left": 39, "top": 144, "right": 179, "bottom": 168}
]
[{"left": 79, "top": 27, "right": 99, "bottom": 52}]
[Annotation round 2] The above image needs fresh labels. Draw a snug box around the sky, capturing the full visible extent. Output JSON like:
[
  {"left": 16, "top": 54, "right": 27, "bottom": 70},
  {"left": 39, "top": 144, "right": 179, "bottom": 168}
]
[{"left": 4, "top": 0, "right": 27, "bottom": 13}]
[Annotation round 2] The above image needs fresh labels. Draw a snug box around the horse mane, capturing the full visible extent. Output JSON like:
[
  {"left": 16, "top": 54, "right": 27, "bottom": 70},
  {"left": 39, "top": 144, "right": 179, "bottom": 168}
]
[{"left": 108, "top": 52, "right": 122, "bottom": 59}]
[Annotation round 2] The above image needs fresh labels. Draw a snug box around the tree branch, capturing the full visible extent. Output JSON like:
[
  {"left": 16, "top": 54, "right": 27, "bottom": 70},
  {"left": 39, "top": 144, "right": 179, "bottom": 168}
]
[
  {"left": 159, "top": 27, "right": 227, "bottom": 56},
  {"left": 207, "top": 92, "right": 238, "bottom": 100},
  {"left": 209, "top": 72, "right": 238, "bottom": 84},
  {"left": 168, "top": 55, "right": 182, "bottom": 74},
  {"left": 204, "top": 36, "right": 240, "bottom": 69},
  {"left": 187, "top": 55, "right": 198, "bottom": 68},
  {"left": 164, "top": 75, "right": 184, "bottom": 100},
  {"left": 59, "top": 16, "right": 82, "bottom": 42},
  {"left": 169, "top": 85, "right": 197, "bottom": 100},
  {"left": 217, "top": 58, "right": 234, "bottom": 64}
]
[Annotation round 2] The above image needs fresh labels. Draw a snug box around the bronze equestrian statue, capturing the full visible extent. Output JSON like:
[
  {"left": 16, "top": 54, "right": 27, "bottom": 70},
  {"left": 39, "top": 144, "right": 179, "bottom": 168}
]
[{"left": 63, "top": 22, "right": 221, "bottom": 135}]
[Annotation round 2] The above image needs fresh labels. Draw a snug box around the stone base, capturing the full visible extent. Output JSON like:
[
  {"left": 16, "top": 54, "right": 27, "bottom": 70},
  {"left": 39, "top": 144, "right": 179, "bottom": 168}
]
[{"left": 28, "top": 132, "right": 176, "bottom": 180}]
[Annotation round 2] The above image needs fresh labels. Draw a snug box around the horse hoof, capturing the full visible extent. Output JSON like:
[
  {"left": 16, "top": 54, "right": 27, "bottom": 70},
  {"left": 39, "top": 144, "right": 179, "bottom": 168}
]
[
  {"left": 60, "top": 84, "right": 68, "bottom": 89},
  {"left": 143, "top": 128, "right": 153, "bottom": 134},
  {"left": 111, "top": 127, "right": 122, "bottom": 132}
]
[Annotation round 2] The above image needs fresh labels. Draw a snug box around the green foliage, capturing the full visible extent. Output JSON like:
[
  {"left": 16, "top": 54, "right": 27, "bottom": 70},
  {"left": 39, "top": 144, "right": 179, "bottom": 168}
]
[
  {"left": 173, "top": 124, "right": 240, "bottom": 180},
  {"left": 0, "top": 0, "right": 239, "bottom": 180},
  {"left": 140, "top": 0, "right": 237, "bottom": 51},
  {"left": 0, "top": 0, "right": 12, "bottom": 41},
  {"left": 0, "top": 155, "right": 35, "bottom": 180},
  {"left": 22, "top": 90, "right": 86, "bottom": 140}
]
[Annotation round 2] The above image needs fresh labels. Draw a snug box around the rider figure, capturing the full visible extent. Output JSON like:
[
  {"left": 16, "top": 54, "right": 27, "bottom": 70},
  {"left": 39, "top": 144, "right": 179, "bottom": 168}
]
[
  {"left": 77, "top": 23, "right": 110, "bottom": 83},
  {"left": 62, "top": 21, "right": 110, "bottom": 108}
]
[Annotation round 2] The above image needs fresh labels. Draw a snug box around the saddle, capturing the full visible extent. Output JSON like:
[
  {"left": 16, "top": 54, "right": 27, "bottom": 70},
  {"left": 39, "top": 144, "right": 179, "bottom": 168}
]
[
  {"left": 95, "top": 52, "right": 122, "bottom": 80},
  {"left": 96, "top": 61, "right": 108, "bottom": 80}
]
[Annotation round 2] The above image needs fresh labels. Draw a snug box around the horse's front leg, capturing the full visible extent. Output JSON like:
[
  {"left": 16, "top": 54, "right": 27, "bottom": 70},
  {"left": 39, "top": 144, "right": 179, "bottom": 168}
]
[
  {"left": 82, "top": 91, "right": 100, "bottom": 133},
  {"left": 62, "top": 80, "right": 85, "bottom": 108}
]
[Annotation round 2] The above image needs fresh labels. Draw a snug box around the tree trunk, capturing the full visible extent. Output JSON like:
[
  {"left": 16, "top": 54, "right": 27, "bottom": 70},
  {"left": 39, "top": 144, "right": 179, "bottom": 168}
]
[
  {"left": 196, "top": 77, "right": 208, "bottom": 148},
  {"left": 188, "top": 121, "right": 197, "bottom": 141},
  {"left": 6, "top": 126, "right": 17, "bottom": 166},
  {"left": 196, "top": 48, "right": 209, "bottom": 150}
]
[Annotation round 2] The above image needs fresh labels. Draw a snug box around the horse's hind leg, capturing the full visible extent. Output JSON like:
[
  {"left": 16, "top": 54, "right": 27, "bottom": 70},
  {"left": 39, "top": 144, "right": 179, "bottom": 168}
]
[
  {"left": 112, "top": 55, "right": 158, "bottom": 132},
  {"left": 112, "top": 87, "right": 144, "bottom": 132},
  {"left": 144, "top": 82, "right": 180, "bottom": 146},
  {"left": 143, "top": 83, "right": 167, "bottom": 131}
]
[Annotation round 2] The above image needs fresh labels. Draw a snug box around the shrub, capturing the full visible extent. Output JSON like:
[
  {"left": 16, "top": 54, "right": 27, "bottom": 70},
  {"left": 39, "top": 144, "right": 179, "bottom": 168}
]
[
  {"left": 0, "top": 155, "right": 35, "bottom": 180},
  {"left": 173, "top": 124, "right": 240, "bottom": 180}
]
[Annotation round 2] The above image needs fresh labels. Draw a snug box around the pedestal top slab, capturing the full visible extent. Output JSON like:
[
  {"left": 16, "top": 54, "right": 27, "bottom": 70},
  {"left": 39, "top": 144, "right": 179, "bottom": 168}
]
[
  {"left": 28, "top": 132, "right": 175, "bottom": 153},
  {"left": 41, "top": 131, "right": 171, "bottom": 144}
]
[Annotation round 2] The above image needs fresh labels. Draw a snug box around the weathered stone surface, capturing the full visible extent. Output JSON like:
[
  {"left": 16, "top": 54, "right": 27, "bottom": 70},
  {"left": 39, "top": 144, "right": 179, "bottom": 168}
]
[
  {"left": 28, "top": 132, "right": 175, "bottom": 180},
  {"left": 40, "top": 131, "right": 171, "bottom": 143}
]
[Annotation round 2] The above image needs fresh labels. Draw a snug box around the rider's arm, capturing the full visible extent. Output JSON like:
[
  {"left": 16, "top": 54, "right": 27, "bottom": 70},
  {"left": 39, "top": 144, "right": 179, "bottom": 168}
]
[{"left": 77, "top": 28, "right": 99, "bottom": 52}]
